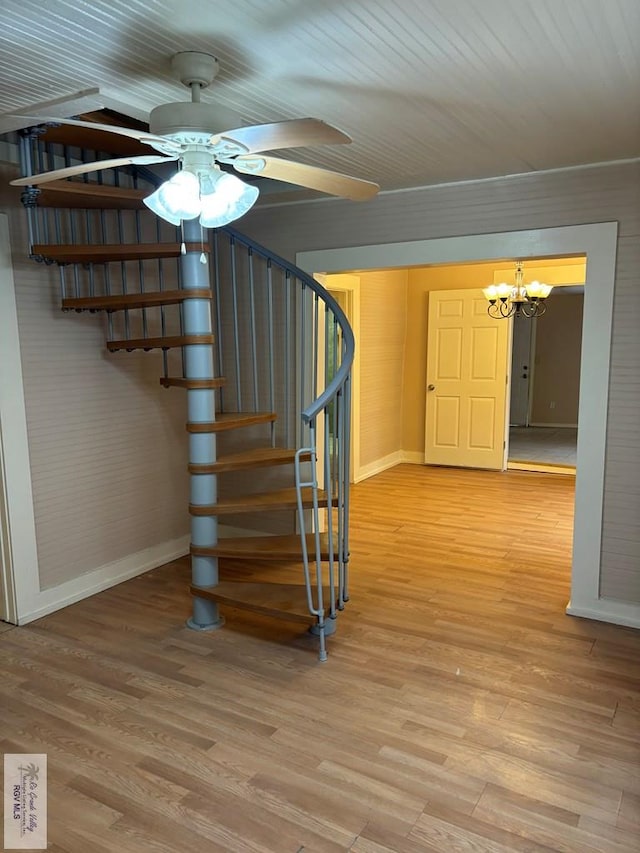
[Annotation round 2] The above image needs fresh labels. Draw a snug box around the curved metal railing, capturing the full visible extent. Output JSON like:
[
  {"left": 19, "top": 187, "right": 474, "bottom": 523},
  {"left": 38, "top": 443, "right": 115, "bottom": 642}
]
[{"left": 210, "top": 227, "right": 354, "bottom": 661}]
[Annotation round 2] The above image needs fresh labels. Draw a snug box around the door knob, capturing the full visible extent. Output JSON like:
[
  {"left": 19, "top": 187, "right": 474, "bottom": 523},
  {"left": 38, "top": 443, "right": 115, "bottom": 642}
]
[{"left": 428, "top": 384, "right": 436, "bottom": 391}]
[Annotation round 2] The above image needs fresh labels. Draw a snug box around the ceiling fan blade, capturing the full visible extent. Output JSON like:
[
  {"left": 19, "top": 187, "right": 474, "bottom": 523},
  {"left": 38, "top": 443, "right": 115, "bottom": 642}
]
[
  {"left": 10, "top": 155, "right": 178, "bottom": 187},
  {"left": 9, "top": 115, "right": 175, "bottom": 148},
  {"left": 211, "top": 118, "right": 352, "bottom": 155},
  {"left": 232, "top": 155, "right": 379, "bottom": 201}
]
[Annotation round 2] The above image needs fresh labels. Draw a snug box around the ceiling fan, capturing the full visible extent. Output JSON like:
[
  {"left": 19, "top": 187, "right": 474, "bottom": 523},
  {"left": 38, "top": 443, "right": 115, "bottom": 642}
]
[{"left": 10, "top": 51, "right": 379, "bottom": 227}]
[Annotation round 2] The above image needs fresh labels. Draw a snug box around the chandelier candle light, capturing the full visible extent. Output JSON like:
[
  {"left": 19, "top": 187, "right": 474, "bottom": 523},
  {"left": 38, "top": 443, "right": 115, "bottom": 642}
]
[{"left": 483, "top": 262, "right": 553, "bottom": 319}]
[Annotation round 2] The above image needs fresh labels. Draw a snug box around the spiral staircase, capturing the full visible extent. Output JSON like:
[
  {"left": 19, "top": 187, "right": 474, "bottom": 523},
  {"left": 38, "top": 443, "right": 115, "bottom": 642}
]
[{"left": 15, "top": 122, "right": 353, "bottom": 661}]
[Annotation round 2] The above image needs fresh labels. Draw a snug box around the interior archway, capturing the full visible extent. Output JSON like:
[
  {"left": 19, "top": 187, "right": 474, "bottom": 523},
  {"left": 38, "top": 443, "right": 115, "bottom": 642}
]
[{"left": 297, "top": 223, "right": 624, "bottom": 627}]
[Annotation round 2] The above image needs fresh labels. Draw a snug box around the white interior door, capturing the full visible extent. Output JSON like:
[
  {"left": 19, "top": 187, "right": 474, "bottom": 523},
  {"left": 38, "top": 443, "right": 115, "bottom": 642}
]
[
  {"left": 425, "top": 289, "right": 509, "bottom": 469},
  {"left": 510, "top": 313, "right": 534, "bottom": 426}
]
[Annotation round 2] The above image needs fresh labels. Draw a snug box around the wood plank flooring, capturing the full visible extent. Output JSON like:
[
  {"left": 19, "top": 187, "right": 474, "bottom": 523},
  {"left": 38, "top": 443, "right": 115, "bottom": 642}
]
[{"left": 1, "top": 464, "right": 639, "bottom": 852}]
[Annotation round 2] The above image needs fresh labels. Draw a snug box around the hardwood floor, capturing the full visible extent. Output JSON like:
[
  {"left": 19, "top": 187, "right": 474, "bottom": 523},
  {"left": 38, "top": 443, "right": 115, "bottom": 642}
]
[{"left": 1, "top": 464, "right": 639, "bottom": 852}]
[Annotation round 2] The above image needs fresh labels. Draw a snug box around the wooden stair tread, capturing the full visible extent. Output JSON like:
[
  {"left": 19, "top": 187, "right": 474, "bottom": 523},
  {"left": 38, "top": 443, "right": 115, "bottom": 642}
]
[
  {"left": 191, "top": 533, "right": 335, "bottom": 560},
  {"left": 189, "top": 447, "right": 309, "bottom": 473},
  {"left": 107, "top": 334, "right": 214, "bottom": 351},
  {"left": 32, "top": 243, "right": 210, "bottom": 264},
  {"left": 187, "top": 412, "right": 276, "bottom": 433},
  {"left": 38, "top": 181, "right": 148, "bottom": 210},
  {"left": 40, "top": 122, "right": 152, "bottom": 157},
  {"left": 63, "top": 289, "right": 212, "bottom": 312},
  {"left": 189, "top": 487, "right": 331, "bottom": 516},
  {"left": 160, "top": 377, "right": 225, "bottom": 389},
  {"left": 190, "top": 581, "right": 335, "bottom": 625}
]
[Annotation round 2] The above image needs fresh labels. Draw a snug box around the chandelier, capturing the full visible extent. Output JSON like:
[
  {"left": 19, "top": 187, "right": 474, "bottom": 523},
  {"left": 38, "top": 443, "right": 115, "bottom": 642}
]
[{"left": 483, "top": 262, "right": 553, "bottom": 319}]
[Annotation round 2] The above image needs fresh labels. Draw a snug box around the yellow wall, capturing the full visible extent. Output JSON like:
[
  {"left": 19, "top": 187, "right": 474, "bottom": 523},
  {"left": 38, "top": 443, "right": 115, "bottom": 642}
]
[
  {"left": 493, "top": 262, "right": 586, "bottom": 285},
  {"left": 328, "top": 259, "right": 585, "bottom": 464},
  {"left": 359, "top": 269, "right": 408, "bottom": 466},
  {"left": 327, "top": 269, "right": 408, "bottom": 468}
]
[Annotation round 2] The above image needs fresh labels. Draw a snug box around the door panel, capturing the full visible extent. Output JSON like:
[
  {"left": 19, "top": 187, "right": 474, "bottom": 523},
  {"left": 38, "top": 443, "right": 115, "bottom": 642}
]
[
  {"left": 434, "top": 396, "right": 460, "bottom": 447},
  {"left": 469, "top": 397, "right": 496, "bottom": 448},
  {"left": 439, "top": 297, "right": 464, "bottom": 318},
  {"left": 437, "top": 328, "right": 463, "bottom": 378},
  {"left": 471, "top": 326, "right": 499, "bottom": 378},
  {"left": 425, "top": 289, "right": 509, "bottom": 469}
]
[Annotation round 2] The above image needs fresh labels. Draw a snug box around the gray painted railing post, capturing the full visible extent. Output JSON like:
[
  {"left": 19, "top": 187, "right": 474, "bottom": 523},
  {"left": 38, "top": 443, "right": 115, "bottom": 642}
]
[{"left": 181, "top": 218, "right": 224, "bottom": 631}]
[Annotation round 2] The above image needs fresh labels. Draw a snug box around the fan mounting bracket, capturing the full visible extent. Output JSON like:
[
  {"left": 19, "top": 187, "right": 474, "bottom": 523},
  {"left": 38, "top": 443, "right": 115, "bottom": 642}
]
[{"left": 171, "top": 52, "right": 219, "bottom": 89}]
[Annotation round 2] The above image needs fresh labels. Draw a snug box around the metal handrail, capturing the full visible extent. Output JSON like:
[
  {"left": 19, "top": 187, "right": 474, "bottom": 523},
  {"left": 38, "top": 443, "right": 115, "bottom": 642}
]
[
  {"left": 222, "top": 226, "right": 355, "bottom": 424},
  {"left": 214, "top": 226, "right": 354, "bottom": 660}
]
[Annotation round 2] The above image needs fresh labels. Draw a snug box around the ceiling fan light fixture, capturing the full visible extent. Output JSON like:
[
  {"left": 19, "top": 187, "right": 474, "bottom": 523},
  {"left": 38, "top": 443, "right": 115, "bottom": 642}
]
[
  {"left": 142, "top": 167, "right": 259, "bottom": 229},
  {"left": 199, "top": 169, "right": 259, "bottom": 228},
  {"left": 143, "top": 170, "right": 201, "bottom": 224}
]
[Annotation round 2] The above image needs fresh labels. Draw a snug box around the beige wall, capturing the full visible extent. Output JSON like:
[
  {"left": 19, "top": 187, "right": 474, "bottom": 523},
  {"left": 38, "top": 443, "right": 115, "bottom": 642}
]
[
  {"left": 531, "top": 292, "right": 584, "bottom": 425},
  {"left": 1, "top": 165, "right": 190, "bottom": 595}
]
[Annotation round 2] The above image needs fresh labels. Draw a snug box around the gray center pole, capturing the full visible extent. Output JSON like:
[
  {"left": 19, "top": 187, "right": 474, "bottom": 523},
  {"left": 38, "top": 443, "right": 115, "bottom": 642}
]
[{"left": 181, "top": 218, "right": 224, "bottom": 631}]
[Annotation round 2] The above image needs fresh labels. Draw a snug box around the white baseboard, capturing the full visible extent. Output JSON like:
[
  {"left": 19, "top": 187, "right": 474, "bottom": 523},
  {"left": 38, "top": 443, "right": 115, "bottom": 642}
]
[
  {"left": 16, "top": 522, "right": 274, "bottom": 625},
  {"left": 18, "top": 534, "right": 190, "bottom": 625},
  {"left": 401, "top": 451, "right": 425, "bottom": 465},
  {"left": 565, "top": 598, "right": 640, "bottom": 630},
  {"left": 355, "top": 451, "right": 404, "bottom": 482},
  {"left": 355, "top": 450, "right": 424, "bottom": 482}
]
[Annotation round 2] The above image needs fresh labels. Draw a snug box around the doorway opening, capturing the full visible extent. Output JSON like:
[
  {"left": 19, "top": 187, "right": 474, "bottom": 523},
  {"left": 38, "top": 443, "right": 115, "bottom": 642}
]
[
  {"left": 506, "top": 262, "right": 585, "bottom": 475},
  {"left": 297, "top": 223, "right": 619, "bottom": 625},
  {"left": 320, "top": 256, "right": 586, "bottom": 478},
  {"left": 315, "top": 273, "right": 361, "bottom": 483}
]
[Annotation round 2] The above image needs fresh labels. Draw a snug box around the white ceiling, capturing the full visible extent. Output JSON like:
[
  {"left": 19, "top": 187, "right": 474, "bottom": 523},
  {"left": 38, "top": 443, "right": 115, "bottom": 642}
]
[{"left": 1, "top": 0, "right": 638, "bottom": 201}]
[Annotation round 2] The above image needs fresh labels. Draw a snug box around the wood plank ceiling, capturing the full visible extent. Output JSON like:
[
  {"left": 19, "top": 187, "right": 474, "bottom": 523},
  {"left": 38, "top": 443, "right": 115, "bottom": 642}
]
[{"left": 0, "top": 0, "right": 638, "bottom": 199}]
